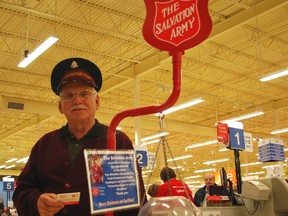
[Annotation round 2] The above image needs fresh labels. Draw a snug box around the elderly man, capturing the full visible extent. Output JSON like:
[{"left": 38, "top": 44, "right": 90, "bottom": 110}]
[
  {"left": 13, "top": 58, "right": 146, "bottom": 216},
  {"left": 194, "top": 173, "right": 216, "bottom": 207}
]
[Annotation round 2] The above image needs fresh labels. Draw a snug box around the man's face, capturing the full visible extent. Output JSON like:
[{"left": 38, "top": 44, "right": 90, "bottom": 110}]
[
  {"left": 58, "top": 82, "right": 99, "bottom": 123},
  {"left": 204, "top": 174, "right": 215, "bottom": 188}
]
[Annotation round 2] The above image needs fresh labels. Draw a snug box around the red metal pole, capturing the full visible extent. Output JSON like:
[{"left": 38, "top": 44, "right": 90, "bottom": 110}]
[
  {"left": 105, "top": 51, "right": 183, "bottom": 216},
  {"left": 107, "top": 51, "right": 182, "bottom": 150}
]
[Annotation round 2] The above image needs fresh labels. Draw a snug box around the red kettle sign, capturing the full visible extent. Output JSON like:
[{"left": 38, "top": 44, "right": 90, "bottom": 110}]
[{"left": 143, "top": 0, "right": 212, "bottom": 52}]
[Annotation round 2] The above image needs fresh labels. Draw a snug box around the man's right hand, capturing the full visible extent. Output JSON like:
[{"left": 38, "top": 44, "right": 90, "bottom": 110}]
[{"left": 37, "top": 193, "right": 65, "bottom": 216}]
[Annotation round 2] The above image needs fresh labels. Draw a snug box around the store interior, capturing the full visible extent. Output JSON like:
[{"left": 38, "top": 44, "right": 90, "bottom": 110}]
[{"left": 0, "top": 1, "right": 287, "bottom": 214}]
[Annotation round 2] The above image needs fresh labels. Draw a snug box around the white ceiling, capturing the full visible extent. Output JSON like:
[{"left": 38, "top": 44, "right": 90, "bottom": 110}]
[{"left": 0, "top": 0, "right": 288, "bottom": 187}]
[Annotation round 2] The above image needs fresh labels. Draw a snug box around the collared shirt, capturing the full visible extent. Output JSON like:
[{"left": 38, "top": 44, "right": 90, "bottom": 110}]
[
  {"left": 61, "top": 126, "right": 90, "bottom": 162},
  {"left": 202, "top": 190, "right": 209, "bottom": 207},
  {"left": 60, "top": 122, "right": 106, "bottom": 162}
]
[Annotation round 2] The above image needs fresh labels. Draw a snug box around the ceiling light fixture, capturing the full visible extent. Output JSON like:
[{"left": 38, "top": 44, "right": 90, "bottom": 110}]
[
  {"left": 141, "top": 131, "right": 169, "bottom": 142},
  {"left": 194, "top": 168, "right": 215, "bottom": 173},
  {"left": 219, "top": 148, "right": 229, "bottom": 152},
  {"left": 16, "top": 156, "right": 29, "bottom": 163},
  {"left": 270, "top": 127, "right": 288, "bottom": 135},
  {"left": 261, "top": 165, "right": 280, "bottom": 169},
  {"left": 5, "top": 164, "right": 16, "bottom": 169},
  {"left": 184, "top": 175, "right": 202, "bottom": 179},
  {"left": 141, "top": 139, "right": 160, "bottom": 146},
  {"left": 260, "top": 69, "right": 288, "bottom": 82},
  {"left": 203, "top": 158, "right": 229, "bottom": 165},
  {"left": 185, "top": 181, "right": 200, "bottom": 184},
  {"left": 18, "top": 36, "right": 59, "bottom": 68},
  {"left": 185, "top": 139, "right": 218, "bottom": 150},
  {"left": 244, "top": 171, "right": 265, "bottom": 176},
  {"left": 240, "top": 162, "right": 262, "bottom": 167},
  {"left": 221, "top": 111, "right": 264, "bottom": 123},
  {"left": 155, "top": 98, "right": 204, "bottom": 116},
  {"left": 170, "top": 166, "right": 183, "bottom": 170},
  {"left": 5, "top": 158, "right": 18, "bottom": 163},
  {"left": 167, "top": 154, "right": 193, "bottom": 162}
]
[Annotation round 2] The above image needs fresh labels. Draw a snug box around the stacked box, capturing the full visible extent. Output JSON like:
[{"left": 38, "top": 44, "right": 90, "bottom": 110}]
[{"left": 258, "top": 138, "right": 285, "bottom": 162}]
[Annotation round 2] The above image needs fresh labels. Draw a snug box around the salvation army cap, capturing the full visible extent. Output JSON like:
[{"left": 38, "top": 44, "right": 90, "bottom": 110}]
[{"left": 51, "top": 57, "right": 102, "bottom": 95}]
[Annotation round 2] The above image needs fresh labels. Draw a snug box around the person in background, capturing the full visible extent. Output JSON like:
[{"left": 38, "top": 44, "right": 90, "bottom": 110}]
[
  {"left": 12, "top": 57, "right": 146, "bottom": 216},
  {"left": 147, "top": 184, "right": 160, "bottom": 198},
  {"left": 194, "top": 172, "right": 216, "bottom": 207},
  {"left": 155, "top": 167, "right": 194, "bottom": 203}
]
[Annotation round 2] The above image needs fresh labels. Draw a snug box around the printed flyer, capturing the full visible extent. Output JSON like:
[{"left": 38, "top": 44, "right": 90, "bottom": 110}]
[{"left": 84, "top": 149, "right": 140, "bottom": 214}]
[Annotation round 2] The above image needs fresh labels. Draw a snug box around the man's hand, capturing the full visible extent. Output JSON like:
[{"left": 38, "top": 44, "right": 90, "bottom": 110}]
[{"left": 37, "top": 193, "right": 65, "bottom": 216}]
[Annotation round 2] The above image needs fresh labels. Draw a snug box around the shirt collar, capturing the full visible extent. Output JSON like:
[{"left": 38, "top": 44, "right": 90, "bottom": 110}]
[{"left": 59, "top": 119, "right": 100, "bottom": 138}]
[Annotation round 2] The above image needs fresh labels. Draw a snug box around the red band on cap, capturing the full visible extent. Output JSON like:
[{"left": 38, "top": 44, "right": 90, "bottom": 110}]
[{"left": 58, "top": 68, "right": 96, "bottom": 90}]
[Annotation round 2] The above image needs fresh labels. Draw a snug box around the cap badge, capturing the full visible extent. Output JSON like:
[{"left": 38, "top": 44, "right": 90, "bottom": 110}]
[{"left": 70, "top": 61, "right": 79, "bottom": 68}]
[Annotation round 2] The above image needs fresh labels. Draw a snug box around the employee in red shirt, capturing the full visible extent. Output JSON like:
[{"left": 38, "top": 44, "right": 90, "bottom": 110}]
[{"left": 155, "top": 167, "right": 194, "bottom": 203}]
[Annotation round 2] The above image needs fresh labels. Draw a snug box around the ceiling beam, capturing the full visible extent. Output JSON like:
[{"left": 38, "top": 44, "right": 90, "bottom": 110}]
[
  {"left": 0, "top": 95, "right": 215, "bottom": 138},
  {"left": 0, "top": 169, "right": 21, "bottom": 176},
  {"left": 2, "top": 95, "right": 287, "bottom": 142}
]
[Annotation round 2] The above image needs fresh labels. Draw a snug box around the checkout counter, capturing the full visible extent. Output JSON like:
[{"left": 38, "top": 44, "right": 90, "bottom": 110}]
[
  {"left": 199, "top": 177, "right": 288, "bottom": 216},
  {"left": 200, "top": 206, "right": 245, "bottom": 216}
]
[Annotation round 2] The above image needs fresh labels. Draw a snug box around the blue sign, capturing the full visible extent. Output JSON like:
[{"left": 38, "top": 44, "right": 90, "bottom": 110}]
[
  {"left": 258, "top": 143, "right": 285, "bottom": 162},
  {"left": 84, "top": 150, "right": 140, "bottom": 215},
  {"left": 229, "top": 127, "right": 245, "bottom": 150},
  {"left": 3, "top": 181, "right": 14, "bottom": 191},
  {"left": 134, "top": 145, "right": 148, "bottom": 167},
  {"left": 136, "top": 149, "right": 148, "bottom": 167}
]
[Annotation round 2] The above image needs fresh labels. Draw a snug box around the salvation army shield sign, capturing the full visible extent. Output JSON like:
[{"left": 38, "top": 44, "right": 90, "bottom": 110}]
[
  {"left": 143, "top": 0, "right": 212, "bottom": 52},
  {"left": 154, "top": 0, "right": 200, "bottom": 46}
]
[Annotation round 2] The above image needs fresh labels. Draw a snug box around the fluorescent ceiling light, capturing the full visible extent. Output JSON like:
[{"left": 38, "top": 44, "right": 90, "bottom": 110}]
[
  {"left": 170, "top": 166, "right": 183, "bottom": 170},
  {"left": 16, "top": 156, "right": 29, "bottom": 163},
  {"left": 185, "top": 139, "right": 218, "bottom": 150},
  {"left": 194, "top": 168, "right": 215, "bottom": 173},
  {"left": 0, "top": 165, "right": 6, "bottom": 169},
  {"left": 262, "top": 165, "right": 279, "bottom": 169},
  {"left": 270, "top": 128, "right": 288, "bottom": 135},
  {"left": 221, "top": 111, "right": 264, "bottom": 123},
  {"left": 5, "top": 165, "right": 16, "bottom": 169},
  {"left": 241, "top": 162, "right": 262, "bottom": 167},
  {"left": 141, "top": 131, "right": 169, "bottom": 142},
  {"left": 18, "top": 36, "right": 59, "bottom": 68},
  {"left": 186, "top": 181, "right": 200, "bottom": 184},
  {"left": 155, "top": 98, "right": 204, "bottom": 116},
  {"left": 203, "top": 158, "right": 229, "bottom": 165},
  {"left": 142, "top": 170, "right": 153, "bottom": 174},
  {"left": 260, "top": 69, "right": 288, "bottom": 82},
  {"left": 190, "top": 185, "right": 204, "bottom": 189},
  {"left": 2, "top": 176, "right": 14, "bottom": 181},
  {"left": 184, "top": 175, "right": 202, "bottom": 179},
  {"left": 167, "top": 154, "right": 193, "bottom": 162},
  {"left": 219, "top": 148, "right": 229, "bottom": 152},
  {"left": 6, "top": 158, "right": 18, "bottom": 163},
  {"left": 141, "top": 139, "right": 160, "bottom": 146},
  {"left": 244, "top": 171, "right": 265, "bottom": 176}
]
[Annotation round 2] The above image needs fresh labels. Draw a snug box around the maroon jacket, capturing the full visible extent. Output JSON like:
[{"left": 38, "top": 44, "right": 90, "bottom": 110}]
[{"left": 13, "top": 120, "right": 146, "bottom": 216}]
